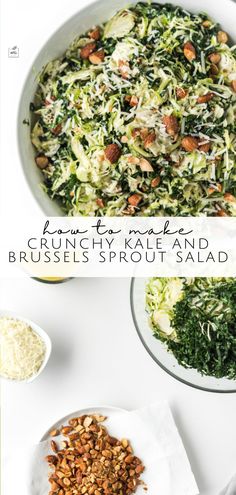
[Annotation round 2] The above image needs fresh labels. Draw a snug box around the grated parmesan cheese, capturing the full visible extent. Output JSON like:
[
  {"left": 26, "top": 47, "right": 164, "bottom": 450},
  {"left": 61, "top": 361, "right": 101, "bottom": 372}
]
[{"left": 0, "top": 317, "right": 46, "bottom": 380}]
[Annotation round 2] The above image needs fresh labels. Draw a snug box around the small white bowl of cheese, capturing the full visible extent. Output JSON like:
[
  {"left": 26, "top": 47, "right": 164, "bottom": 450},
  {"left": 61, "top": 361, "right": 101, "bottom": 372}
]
[{"left": 0, "top": 311, "right": 52, "bottom": 383}]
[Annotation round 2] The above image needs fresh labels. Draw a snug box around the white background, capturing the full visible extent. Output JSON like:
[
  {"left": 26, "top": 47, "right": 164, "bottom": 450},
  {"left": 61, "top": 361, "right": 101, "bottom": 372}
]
[
  {"left": 1, "top": 1, "right": 236, "bottom": 495},
  {"left": 1, "top": 277, "right": 236, "bottom": 495}
]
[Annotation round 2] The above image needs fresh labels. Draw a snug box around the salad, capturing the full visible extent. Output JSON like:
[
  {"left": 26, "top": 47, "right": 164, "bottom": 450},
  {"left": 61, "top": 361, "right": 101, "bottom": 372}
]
[
  {"left": 31, "top": 2, "right": 236, "bottom": 216},
  {"left": 146, "top": 277, "right": 236, "bottom": 379}
]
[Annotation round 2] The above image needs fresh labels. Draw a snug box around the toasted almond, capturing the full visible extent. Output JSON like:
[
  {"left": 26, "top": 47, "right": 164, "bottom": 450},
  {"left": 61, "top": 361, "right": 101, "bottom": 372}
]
[
  {"left": 127, "top": 95, "right": 139, "bottom": 107},
  {"left": 128, "top": 194, "right": 142, "bottom": 207},
  {"left": 183, "top": 41, "right": 196, "bottom": 61},
  {"left": 89, "top": 49, "right": 105, "bottom": 64},
  {"left": 51, "top": 123, "right": 62, "bottom": 135},
  {"left": 176, "top": 87, "right": 188, "bottom": 99},
  {"left": 151, "top": 176, "right": 161, "bottom": 188},
  {"left": 127, "top": 155, "right": 140, "bottom": 165},
  {"left": 216, "top": 208, "right": 228, "bottom": 217},
  {"left": 80, "top": 42, "right": 97, "bottom": 59},
  {"left": 88, "top": 27, "right": 101, "bottom": 40},
  {"left": 139, "top": 128, "right": 149, "bottom": 140},
  {"left": 104, "top": 143, "right": 122, "bottom": 163},
  {"left": 83, "top": 416, "right": 93, "bottom": 428},
  {"left": 202, "top": 20, "right": 211, "bottom": 28},
  {"left": 118, "top": 59, "right": 130, "bottom": 79},
  {"left": 144, "top": 131, "right": 156, "bottom": 149},
  {"left": 210, "top": 63, "right": 219, "bottom": 76},
  {"left": 50, "top": 429, "right": 59, "bottom": 437},
  {"left": 224, "top": 192, "right": 236, "bottom": 203},
  {"left": 208, "top": 184, "right": 222, "bottom": 195},
  {"left": 181, "top": 136, "right": 199, "bottom": 152},
  {"left": 35, "top": 155, "right": 49, "bottom": 169},
  {"left": 198, "top": 141, "right": 211, "bottom": 153},
  {"left": 131, "top": 128, "right": 141, "bottom": 138},
  {"left": 96, "top": 198, "right": 104, "bottom": 208},
  {"left": 162, "top": 115, "right": 179, "bottom": 136},
  {"left": 208, "top": 52, "right": 221, "bottom": 64},
  {"left": 51, "top": 440, "right": 58, "bottom": 453},
  {"left": 61, "top": 426, "right": 73, "bottom": 435},
  {"left": 197, "top": 92, "right": 214, "bottom": 104},
  {"left": 121, "top": 135, "right": 129, "bottom": 143},
  {"left": 231, "top": 80, "right": 236, "bottom": 92},
  {"left": 217, "top": 30, "right": 228, "bottom": 44},
  {"left": 139, "top": 158, "right": 154, "bottom": 172}
]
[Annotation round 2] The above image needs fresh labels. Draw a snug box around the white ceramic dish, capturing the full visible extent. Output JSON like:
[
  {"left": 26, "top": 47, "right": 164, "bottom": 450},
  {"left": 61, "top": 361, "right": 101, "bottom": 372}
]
[
  {"left": 17, "top": 0, "right": 236, "bottom": 216},
  {"left": 40, "top": 405, "right": 126, "bottom": 441},
  {"left": 0, "top": 311, "right": 52, "bottom": 383},
  {"left": 131, "top": 278, "right": 236, "bottom": 393}
]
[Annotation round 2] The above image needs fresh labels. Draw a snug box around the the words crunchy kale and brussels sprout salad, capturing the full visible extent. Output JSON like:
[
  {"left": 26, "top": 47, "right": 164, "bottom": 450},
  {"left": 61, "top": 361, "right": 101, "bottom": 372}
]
[
  {"left": 31, "top": 2, "right": 236, "bottom": 216},
  {"left": 146, "top": 277, "right": 236, "bottom": 379}
]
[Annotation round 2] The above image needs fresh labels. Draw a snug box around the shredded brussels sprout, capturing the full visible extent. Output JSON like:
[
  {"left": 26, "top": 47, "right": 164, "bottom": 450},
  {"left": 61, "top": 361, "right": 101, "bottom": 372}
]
[{"left": 31, "top": 2, "right": 236, "bottom": 216}]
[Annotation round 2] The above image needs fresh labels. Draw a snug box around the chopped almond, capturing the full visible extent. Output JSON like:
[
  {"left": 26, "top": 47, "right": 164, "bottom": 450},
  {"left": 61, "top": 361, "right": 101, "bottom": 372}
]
[
  {"left": 144, "top": 131, "right": 156, "bottom": 149},
  {"left": 224, "top": 193, "right": 236, "bottom": 203},
  {"left": 89, "top": 49, "right": 105, "bottom": 64},
  {"left": 139, "top": 158, "right": 154, "bottom": 172},
  {"left": 208, "top": 184, "right": 222, "bottom": 195},
  {"left": 96, "top": 198, "right": 104, "bottom": 208},
  {"left": 88, "top": 27, "right": 101, "bottom": 40},
  {"left": 202, "top": 20, "right": 211, "bottom": 28},
  {"left": 80, "top": 42, "right": 97, "bottom": 59},
  {"left": 139, "top": 128, "right": 149, "bottom": 140},
  {"left": 208, "top": 52, "right": 221, "bottom": 64},
  {"left": 130, "top": 95, "right": 139, "bottom": 107},
  {"left": 151, "top": 176, "right": 161, "bottom": 188},
  {"left": 176, "top": 87, "right": 188, "bottom": 99},
  {"left": 118, "top": 60, "right": 130, "bottom": 79},
  {"left": 183, "top": 41, "right": 196, "bottom": 62},
  {"left": 181, "top": 136, "right": 199, "bottom": 152},
  {"left": 210, "top": 64, "right": 219, "bottom": 76},
  {"left": 128, "top": 194, "right": 142, "bottom": 207},
  {"left": 216, "top": 208, "right": 228, "bottom": 217},
  {"left": 131, "top": 128, "right": 140, "bottom": 138},
  {"left": 51, "top": 123, "right": 62, "bottom": 135},
  {"left": 104, "top": 143, "right": 121, "bottom": 163},
  {"left": 197, "top": 92, "right": 214, "bottom": 104},
  {"left": 217, "top": 31, "right": 228, "bottom": 44},
  {"left": 162, "top": 115, "right": 179, "bottom": 136},
  {"left": 35, "top": 155, "right": 49, "bottom": 169},
  {"left": 121, "top": 135, "right": 129, "bottom": 143},
  {"left": 127, "top": 156, "right": 140, "bottom": 165},
  {"left": 231, "top": 80, "right": 236, "bottom": 92},
  {"left": 199, "top": 142, "right": 211, "bottom": 153}
]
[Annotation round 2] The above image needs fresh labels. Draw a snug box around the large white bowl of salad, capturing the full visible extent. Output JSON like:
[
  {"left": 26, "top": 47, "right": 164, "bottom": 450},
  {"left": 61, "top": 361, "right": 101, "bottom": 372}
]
[{"left": 18, "top": 0, "right": 236, "bottom": 217}]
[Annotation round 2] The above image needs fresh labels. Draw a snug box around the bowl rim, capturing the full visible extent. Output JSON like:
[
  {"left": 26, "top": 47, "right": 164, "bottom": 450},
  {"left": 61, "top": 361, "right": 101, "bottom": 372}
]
[
  {"left": 17, "top": 0, "right": 236, "bottom": 216},
  {"left": 130, "top": 278, "right": 236, "bottom": 394},
  {"left": 0, "top": 310, "right": 52, "bottom": 383}
]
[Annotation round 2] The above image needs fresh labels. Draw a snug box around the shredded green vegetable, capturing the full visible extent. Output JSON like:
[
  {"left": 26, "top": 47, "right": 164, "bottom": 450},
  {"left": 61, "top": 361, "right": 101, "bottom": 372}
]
[
  {"left": 31, "top": 2, "right": 236, "bottom": 216},
  {"left": 146, "top": 277, "right": 236, "bottom": 379}
]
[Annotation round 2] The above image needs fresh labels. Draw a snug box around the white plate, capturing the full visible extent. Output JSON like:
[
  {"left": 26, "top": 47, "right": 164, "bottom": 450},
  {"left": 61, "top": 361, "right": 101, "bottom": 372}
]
[
  {"left": 17, "top": 0, "right": 236, "bottom": 216},
  {"left": 40, "top": 405, "right": 126, "bottom": 441},
  {"left": 0, "top": 310, "right": 52, "bottom": 383}
]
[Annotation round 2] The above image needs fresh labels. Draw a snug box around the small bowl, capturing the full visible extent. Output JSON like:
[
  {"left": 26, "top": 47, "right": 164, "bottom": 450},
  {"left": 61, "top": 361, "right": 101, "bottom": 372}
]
[
  {"left": 32, "top": 277, "right": 73, "bottom": 285},
  {"left": 0, "top": 311, "right": 52, "bottom": 383}
]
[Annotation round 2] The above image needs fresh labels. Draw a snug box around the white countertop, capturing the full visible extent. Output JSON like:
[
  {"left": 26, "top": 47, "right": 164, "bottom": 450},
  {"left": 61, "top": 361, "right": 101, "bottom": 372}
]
[{"left": 1, "top": 276, "right": 236, "bottom": 495}]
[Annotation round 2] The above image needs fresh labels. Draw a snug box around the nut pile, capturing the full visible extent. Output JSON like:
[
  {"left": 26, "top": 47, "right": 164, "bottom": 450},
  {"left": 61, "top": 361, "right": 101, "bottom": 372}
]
[{"left": 46, "top": 414, "right": 145, "bottom": 495}]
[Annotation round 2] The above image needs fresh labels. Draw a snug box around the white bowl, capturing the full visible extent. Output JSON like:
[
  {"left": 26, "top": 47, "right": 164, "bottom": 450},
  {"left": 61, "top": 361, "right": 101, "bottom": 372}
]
[
  {"left": 17, "top": 0, "right": 236, "bottom": 216},
  {"left": 0, "top": 311, "right": 52, "bottom": 383}
]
